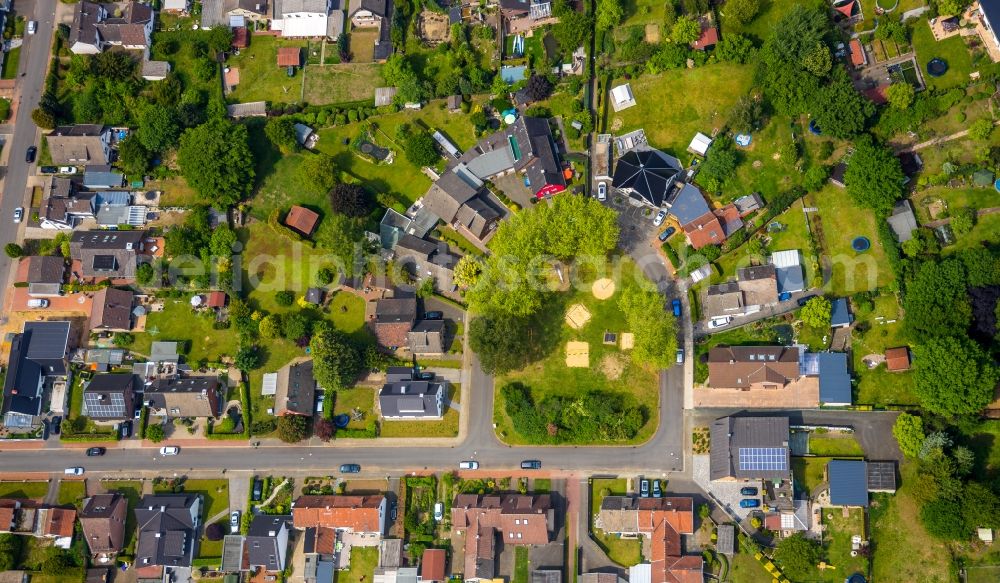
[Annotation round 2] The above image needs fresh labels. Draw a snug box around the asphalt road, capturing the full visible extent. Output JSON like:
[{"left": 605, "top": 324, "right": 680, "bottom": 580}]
[{"left": 0, "top": 0, "right": 57, "bottom": 313}]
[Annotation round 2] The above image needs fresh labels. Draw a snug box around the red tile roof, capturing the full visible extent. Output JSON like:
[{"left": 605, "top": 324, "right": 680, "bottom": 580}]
[
  {"left": 205, "top": 291, "right": 227, "bottom": 308},
  {"left": 43, "top": 507, "right": 77, "bottom": 538},
  {"left": 849, "top": 39, "right": 866, "bottom": 67},
  {"left": 292, "top": 495, "right": 384, "bottom": 533},
  {"left": 885, "top": 347, "right": 911, "bottom": 371},
  {"left": 452, "top": 494, "right": 552, "bottom": 578},
  {"left": 285, "top": 205, "right": 319, "bottom": 236},
  {"left": 683, "top": 211, "right": 726, "bottom": 249},
  {"left": 635, "top": 498, "right": 700, "bottom": 583},
  {"left": 692, "top": 26, "right": 718, "bottom": 50},
  {"left": 233, "top": 27, "right": 249, "bottom": 49},
  {"left": 277, "top": 47, "right": 301, "bottom": 67},
  {"left": 421, "top": 548, "right": 447, "bottom": 582}
]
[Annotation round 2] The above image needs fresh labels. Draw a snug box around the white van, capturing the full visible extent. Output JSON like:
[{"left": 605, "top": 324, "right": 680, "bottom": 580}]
[
  {"left": 27, "top": 299, "right": 49, "bottom": 309},
  {"left": 708, "top": 316, "right": 732, "bottom": 329}
]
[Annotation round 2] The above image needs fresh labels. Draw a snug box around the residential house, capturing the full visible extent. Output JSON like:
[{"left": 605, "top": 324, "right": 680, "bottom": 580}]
[
  {"left": 827, "top": 460, "right": 898, "bottom": 507},
  {"left": 594, "top": 496, "right": 703, "bottom": 583},
  {"left": 228, "top": 0, "right": 269, "bottom": 21},
  {"left": 24, "top": 256, "right": 66, "bottom": 299},
  {"left": 284, "top": 205, "right": 320, "bottom": 236},
  {"left": 134, "top": 494, "right": 201, "bottom": 570},
  {"left": 70, "top": 230, "right": 147, "bottom": 281},
  {"left": 272, "top": 0, "right": 341, "bottom": 39},
  {"left": 393, "top": 234, "right": 458, "bottom": 291},
  {"left": 451, "top": 494, "right": 554, "bottom": 581},
  {"left": 348, "top": 0, "right": 392, "bottom": 60},
  {"left": 371, "top": 296, "right": 417, "bottom": 349},
  {"left": 292, "top": 495, "right": 387, "bottom": 544},
  {"left": 884, "top": 347, "right": 911, "bottom": 371},
  {"left": 36, "top": 507, "right": 77, "bottom": 549},
  {"left": 83, "top": 165, "right": 125, "bottom": 190},
  {"left": 666, "top": 183, "right": 736, "bottom": 250},
  {"left": 82, "top": 373, "right": 136, "bottom": 421},
  {"left": 246, "top": 514, "right": 293, "bottom": 573},
  {"left": 455, "top": 116, "right": 566, "bottom": 199},
  {"left": 2, "top": 321, "right": 72, "bottom": 428},
  {"left": 887, "top": 199, "right": 918, "bottom": 243},
  {"left": 146, "top": 376, "right": 223, "bottom": 418},
  {"left": 761, "top": 499, "right": 811, "bottom": 538},
  {"left": 421, "top": 170, "right": 503, "bottom": 245},
  {"left": 407, "top": 320, "right": 445, "bottom": 355},
  {"left": 705, "top": 345, "right": 851, "bottom": 406},
  {"left": 420, "top": 548, "right": 446, "bottom": 583},
  {"left": 705, "top": 265, "right": 779, "bottom": 320},
  {"left": 90, "top": 287, "right": 134, "bottom": 332},
  {"left": 274, "top": 357, "right": 316, "bottom": 417},
  {"left": 499, "top": 0, "right": 553, "bottom": 30},
  {"left": 378, "top": 366, "right": 447, "bottom": 419},
  {"left": 40, "top": 189, "right": 96, "bottom": 231},
  {"left": 68, "top": 1, "right": 154, "bottom": 54},
  {"left": 379, "top": 207, "right": 438, "bottom": 249},
  {"left": 91, "top": 191, "right": 146, "bottom": 228},
  {"left": 706, "top": 346, "right": 800, "bottom": 390},
  {"left": 709, "top": 415, "right": 790, "bottom": 482},
  {"left": 47, "top": 125, "right": 112, "bottom": 165},
  {"left": 612, "top": 148, "right": 683, "bottom": 207},
  {"left": 770, "top": 250, "right": 804, "bottom": 294},
  {"left": 80, "top": 493, "right": 128, "bottom": 560}
]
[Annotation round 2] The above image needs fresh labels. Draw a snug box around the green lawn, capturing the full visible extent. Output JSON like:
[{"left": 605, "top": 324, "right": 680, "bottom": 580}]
[
  {"left": 531, "top": 89, "right": 589, "bottom": 152},
  {"left": 494, "top": 262, "right": 660, "bottom": 445},
  {"left": 327, "top": 291, "right": 372, "bottom": 344},
  {"left": 912, "top": 185, "right": 1000, "bottom": 224},
  {"left": 0, "top": 481, "right": 49, "bottom": 499},
  {"left": 533, "top": 478, "right": 551, "bottom": 493},
  {"left": 379, "top": 385, "right": 460, "bottom": 438},
  {"left": 808, "top": 434, "right": 864, "bottom": 457},
  {"left": 612, "top": 63, "right": 754, "bottom": 158},
  {"left": 869, "top": 465, "right": 953, "bottom": 583},
  {"left": 2, "top": 46, "right": 21, "bottom": 79},
  {"left": 911, "top": 17, "right": 975, "bottom": 91},
  {"left": 149, "top": 28, "right": 224, "bottom": 100},
  {"left": 725, "top": 115, "right": 803, "bottom": 201},
  {"left": 591, "top": 479, "right": 642, "bottom": 566},
  {"left": 622, "top": 0, "right": 665, "bottom": 27},
  {"left": 303, "top": 63, "right": 383, "bottom": 105},
  {"left": 821, "top": 507, "right": 868, "bottom": 581},
  {"left": 335, "top": 546, "right": 380, "bottom": 583},
  {"left": 728, "top": 549, "right": 770, "bottom": 583},
  {"left": 156, "top": 479, "right": 230, "bottom": 521},
  {"left": 964, "top": 420, "right": 1000, "bottom": 481},
  {"left": 333, "top": 387, "right": 376, "bottom": 430},
  {"left": 852, "top": 294, "right": 917, "bottom": 406},
  {"left": 150, "top": 174, "right": 201, "bottom": 208},
  {"left": 131, "top": 300, "right": 241, "bottom": 364},
  {"left": 57, "top": 480, "right": 86, "bottom": 507},
  {"left": 791, "top": 457, "right": 830, "bottom": 496},
  {"left": 226, "top": 35, "right": 308, "bottom": 104},
  {"left": 514, "top": 547, "right": 530, "bottom": 583},
  {"left": 349, "top": 28, "right": 379, "bottom": 63},
  {"left": 713, "top": 198, "right": 811, "bottom": 284},
  {"left": 945, "top": 212, "right": 1000, "bottom": 253},
  {"left": 810, "top": 184, "right": 892, "bottom": 295},
  {"left": 719, "top": 0, "right": 799, "bottom": 43}
]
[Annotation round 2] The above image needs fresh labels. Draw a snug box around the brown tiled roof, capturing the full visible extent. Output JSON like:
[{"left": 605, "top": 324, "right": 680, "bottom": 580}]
[
  {"left": 683, "top": 211, "right": 726, "bottom": 249},
  {"left": 81, "top": 493, "right": 128, "bottom": 555},
  {"left": 315, "top": 526, "right": 336, "bottom": 554},
  {"left": 421, "top": 548, "right": 447, "bottom": 582},
  {"left": 707, "top": 346, "right": 800, "bottom": 389},
  {"left": 284, "top": 205, "right": 318, "bottom": 235},
  {"left": 885, "top": 347, "right": 911, "bottom": 371},
  {"left": 90, "top": 287, "right": 134, "bottom": 331},
  {"left": 43, "top": 507, "right": 77, "bottom": 537},
  {"left": 292, "top": 495, "right": 384, "bottom": 533},
  {"left": 277, "top": 47, "right": 301, "bottom": 67},
  {"left": 205, "top": 291, "right": 227, "bottom": 308},
  {"left": 451, "top": 494, "right": 552, "bottom": 579},
  {"left": 26, "top": 256, "right": 66, "bottom": 284},
  {"left": 691, "top": 26, "right": 718, "bottom": 50},
  {"left": 596, "top": 497, "right": 699, "bottom": 583}
]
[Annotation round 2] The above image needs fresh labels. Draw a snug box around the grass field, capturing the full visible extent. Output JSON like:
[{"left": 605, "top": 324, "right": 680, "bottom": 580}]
[
  {"left": 821, "top": 507, "right": 869, "bottom": 581},
  {"left": 809, "top": 184, "right": 893, "bottom": 295},
  {"left": 964, "top": 420, "right": 1000, "bottom": 481},
  {"left": 227, "top": 36, "right": 308, "bottom": 104},
  {"left": 612, "top": 63, "right": 754, "bottom": 158},
  {"left": 808, "top": 434, "right": 864, "bottom": 457},
  {"left": 131, "top": 300, "right": 241, "bottom": 364},
  {"left": 2, "top": 46, "right": 21, "bottom": 79},
  {"left": 0, "top": 481, "right": 49, "bottom": 499},
  {"left": 303, "top": 63, "right": 383, "bottom": 105},
  {"left": 728, "top": 549, "right": 769, "bottom": 583},
  {"left": 852, "top": 294, "right": 917, "bottom": 406},
  {"left": 335, "top": 546, "right": 380, "bottom": 583},
  {"left": 791, "top": 456, "right": 830, "bottom": 496},
  {"left": 869, "top": 466, "right": 953, "bottom": 582},
  {"left": 494, "top": 262, "right": 660, "bottom": 445},
  {"left": 725, "top": 115, "right": 803, "bottom": 201},
  {"left": 514, "top": 547, "right": 530, "bottom": 583},
  {"left": 719, "top": 0, "right": 798, "bottom": 42},
  {"left": 622, "top": 0, "right": 665, "bottom": 27},
  {"left": 334, "top": 387, "right": 376, "bottom": 431},
  {"left": 349, "top": 28, "right": 379, "bottom": 63},
  {"left": 57, "top": 480, "right": 86, "bottom": 507},
  {"left": 911, "top": 18, "right": 975, "bottom": 91},
  {"left": 912, "top": 185, "right": 1000, "bottom": 224},
  {"left": 591, "top": 478, "right": 642, "bottom": 566},
  {"left": 150, "top": 174, "right": 201, "bottom": 208},
  {"left": 149, "top": 28, "right": 224, "bottom": 100},
  {"left": 170, "top": 479, "right": 229, "bottom": 520},
  {"left": 946, "top": 213, "right": 1000, "bottom": 253},
  {"left": 713, "top": 199, "right": 811, "bottom": 283}
]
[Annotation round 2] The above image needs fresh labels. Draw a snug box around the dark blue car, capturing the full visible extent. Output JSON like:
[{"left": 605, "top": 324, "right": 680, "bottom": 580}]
[
  {"left": 340, "top": 464, "right": 362, "bottom": 473},
  {"left": 671, "top": 299, "right": 681, "bottom": 317},
  {"left": 740, "top": 487, "right": 758, "bottom": 496},
  {"left": 739, "top": 498, "right": 760, "bottom": 509}
]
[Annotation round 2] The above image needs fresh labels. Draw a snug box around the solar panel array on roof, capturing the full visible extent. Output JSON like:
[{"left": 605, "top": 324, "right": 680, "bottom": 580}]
[
  {"left": 738, "top": 447, "right": 788, "bottom": 472},
  {"left": 83, "top": 391, "right": 127, "bottom": 418},
  {"left": 866, "top": 461, "right": 897, "bottom": 492},
  {"left": 92, "top": 255, "right": 118, "bottom": 271}
]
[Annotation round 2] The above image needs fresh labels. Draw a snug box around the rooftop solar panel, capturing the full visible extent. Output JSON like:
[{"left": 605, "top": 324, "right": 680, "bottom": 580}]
[{"left": 738, "top": 447, "right": 788, "bottom": 472}]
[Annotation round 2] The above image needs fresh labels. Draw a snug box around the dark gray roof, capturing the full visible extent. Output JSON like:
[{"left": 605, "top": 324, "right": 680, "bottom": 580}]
[
  {"left": 737, "top": 264, "right": 775, "bottom": 282},
  {"left": 830, "top": 298, "right": 852, "bottom": 327},
  {"left": 379, "top": 380, "right": 445, "bottom": 418},
  {"left": 612, "top": 149, "right": 682, "bottom": 208},
  {"left": 375, "top": 297, "right": 417, "bottom": 323},
  {"left": 70, "top": 230, "right": 146, "bottom": 279},
  {"left": 667, "top": 183, "right": 710, "bottom": 224},
  {"left": 866, "top": 461, "right": 897, "bottom": 492},
  {"left": 817, "top": 352, "right": 852, "bottom": 406},
  {"left": 887, "top": 199, "right": 917, "bottom": 243},
  {"left": 828, "top": 460, "right": 868, "bottom": 507},
  {"left": 83, "top": 374, "right": 136, "bottom": 419},
  {"left": 982, "top": 0, "right": 1000, "bottom": 38},
  {"left": 3, "top": 322, "right": 72, "bottom": 422},
  {"left": 246, "top": 514, "right": 291, "bottom": 571},
  {"left": 710, "top": 416, "right": 790, "bottom": 481},
  {"left": 716, "top": 524, "right": 735, "bottom": 555},
  {"left": 509, "top": 117, "right": 565, "bottom": 194},
  {"left": 27, "top": 256, "right": 66, "bottom": 284},
  {"left": 407, "top": 319, "right": 445, "bottom": 354},
  {"left": 532, "top": 571, "right": 561, "bottom": 583},
  {"left": 135, "top": 495, "right": 199, "bottom": 568}
]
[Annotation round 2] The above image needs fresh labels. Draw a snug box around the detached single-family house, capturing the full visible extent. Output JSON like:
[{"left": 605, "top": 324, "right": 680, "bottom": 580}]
[
  {"left": 348, "top": 0, "right": 393, "bottom": 60},
  {"left": 371, "top": 297, "right": 417, "bottom": 349},
  {"left": 80, "top": 493, "right": 128, "bottom": 560},
  {"left": 70, "top": 230, "right": 148, "bottom": 281},
  {"left": 47, "top": 125, "right": 112, "bottom": 166},
  {"left": 246, "top": 514, "right": 293, "bottom": 573},
  {"left": 666, "top": 183, "right": 732, "bottom": 250},
  {"left": 90, "top": 287, "right": 134, "bottom": 332},
  {"left": 612, "top": 149, "right": 683, "bottom": 208},
  {"left": 422, "top": 170, "right": 503, "bottom": 245},
  {"left": 407, "top": 320, "right": 445, "bottom": 355},
  {"left": 392, "top": 234, "right": 458, "bottom": 291},
  {"left": 24, "top": 256, "right": 67, "bottom": 294},
  {"left": 82, "top": 373, "right": 136, "bottom": 421},
  {"left": 978, "top": 1, "right": 1000, "bottom": 61},
  {"left": 451, "top": 494, "right": 553, "bottom": 581},
  {"left": 705, "top": 265, "right": 779, "bottom": 320},
  {"left": 707, "top": 346, "right": 800, "bottom": 391},
  {"left": 146, "top": 376, "right": 223, "bottom": 418},
  {"left": 272, "top": 0, "right": 342, "bottom": 39},
  {"left": 709, "top": 415, "right": 791, "bottom": 482},
  {"left": 68, "top": 1, "right": 154, "bottom": 54},
  {"left": 2, "top": 321, "right": 72, "bottom": 429},
  {"left": 273, "top": 357, "right": 316, "bottom": 417},
  {"left": 134, "top": 494, "right": 201, "bottom": 570},
  {"left": 378, "top": 366, "right": 447, "bottom": 419}
]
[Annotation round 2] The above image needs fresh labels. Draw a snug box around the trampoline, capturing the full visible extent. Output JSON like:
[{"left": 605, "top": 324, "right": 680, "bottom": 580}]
[
  {"left": 994, "top": 178, "right": 1000, "bottom": 193},
  {"left": 334, "top": 414, "right": 350, "bottom": 429},
  {"left": 927, "top": 58, "right": 948, "bottom": 77},
  {"left": 846, "top": 575, "right": 867, "bottom": 583},
  {"left": 852, "top": 236, "right": 871, "bottom": 252},
  {"left": 808, "top": 119, "right": 822, "bottom": 135}
]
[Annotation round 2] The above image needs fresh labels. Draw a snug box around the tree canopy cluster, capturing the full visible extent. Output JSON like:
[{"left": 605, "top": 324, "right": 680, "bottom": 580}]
[
  {"left": 500, "top": 383, "right": 647, "bottom": 443},
  {"left": 618, "top": 284, "right": 678, "bottom": 368}
]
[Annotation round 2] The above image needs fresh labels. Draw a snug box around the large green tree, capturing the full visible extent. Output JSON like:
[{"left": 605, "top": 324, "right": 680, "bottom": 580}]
[
  {"left": 276, "top": 414, "right": 309, "bottom": 443},
  {"left": 892, "top": 412, "right": 925, "bottom": 459},
  {"left": 136, "top": 105, "right": 181, "bottom": 153},
  {"left": 595, "top": 0, "right": 623, "bottom": 30},
  {"left": 903, "top": 259, "right": 971, "bottom": 338},
  {"left": 671, "top": 16, "right": 701, "bottom": 45},
  {"left": 618, "top": 285, "right": 678, "bottom": 368},
  {"left": 469, "top": 315, "right": 546, "bottom": 375},
  {"left": 920, "top": 497, "right": 966, "bottom": 540},
  {"left": 310, "top": 322, "right": 361, "bottom": 390},
  {"left": 725, "top": 0, "right": 760, "bottom": 25},
  {"left": 117, "top": 135, "right": 152, "bottom": 177},
  {"left": 264, "top": 117, "right": 300, "bottom": 154},
  {"left": 177, "top": 118, "right": 255, "bottom": 208},
  {"left": 773, "top": 533, "right": 823, "bottom": 580},
  {"left": 843, "top": 135, "right": 904, "bottom": 214},
  {"left": 800, "top": 296, "right": 831, "bottom": 328},
  {"left": 810, "top": 68, "right": 874, "bottom": 138},
  {"left": 913, "top": 335, "right": 999, "bottom": 416}
]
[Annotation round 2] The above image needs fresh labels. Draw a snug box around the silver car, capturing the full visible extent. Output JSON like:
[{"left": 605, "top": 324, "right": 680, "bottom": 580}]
[{"left": 653, "top": 210, "right": 667, "bottom": 226}]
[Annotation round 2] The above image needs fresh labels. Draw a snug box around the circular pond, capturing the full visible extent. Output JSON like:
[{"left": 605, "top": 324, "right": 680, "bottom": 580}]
[{"left": 852, "top": 236, "right": 871, "bottom": 252}]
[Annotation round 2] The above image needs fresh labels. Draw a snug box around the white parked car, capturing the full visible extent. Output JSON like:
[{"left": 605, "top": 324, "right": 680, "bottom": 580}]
[
  {"left": 676, "top": 349, "right": 684, "bottom": 364},
  {"left": 433, "top": 502, "right": 444, "bottom": 521},
  {"left": 708, "top": 316, "right": 732, "bottom": 329},
  {"left": 58, "top": 166, "right": 77, "bottom": 175},
  {"left": 230, "top": 511, "right": 241, "bottom": 534},
  {"left": 159, "top": 446, "right": 180, "bottom": 456},
  {"left": 653, "top": 210, "right": 667, "bottom": 226},
  {"left": 597, "top": 182, "right": 607, "bottom": 202},
  {"left": 459, "top": 461, "right": 479, "bottom": 470},
  {"left": 27, "top": 299, "right": 49, "bottom": 308},
  {"left": 64, "top": 467, "right": 84, "bottom": 476},
  {"left": 13, "top": 207, "right": 22, "bottom": 223}
]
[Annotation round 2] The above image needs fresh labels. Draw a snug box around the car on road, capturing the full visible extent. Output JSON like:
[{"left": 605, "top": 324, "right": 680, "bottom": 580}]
[
  {"left": 86, "top": 447, "right": 105, "bottom": 457},
  {"left": 119, "top": 420, "right": 131, "bottom": 439},
  {"left": 708, "top": 316, "right": 732, "bottom": 329},
  {"left": 64, "top": 467, "right": 84, "bottom": 476},
  {"left": 434, "top": 502, "right": 444, "bottom": 521},
  {"left": 424, "top": 311, "right": 443, "bottom": 320},
  {"left": 797, "top": 294, "right": 818, "bottom": 307},
  {"left": 390, "top": 501, "right": 398, "bottom": 521},
  {"left": 739, "top": 498, "right": 760, "bottom": 509},
  {"left": 597, "top": 182, "right": 607, "bottom": 202},
  {"left": 658, "top": 226, "right": 675, "bottom": 242},
  {"left": 459, "top": 461, "right": 479, "bottom": 470},
  {"left": 13, "top": 207, "right": 23, "bottom": 223},
  {"left": 671, "top": 298, "right": 681, "bottom": 317},
  {"left": 27, "top": 21, "right": 36, "bottom": 34},
  {"left": 740, "top": 487, "right": 759, "bottom": 496},
  {"left": 159, "top": 446, "right": 179, "bottom": 456},
  {"left": 25, "top": 146, "right": 36, "bottom": 163},
  {"left": 676, "top": 349, "right": 684, "bottom": 364},
  {"left": 639, "top": 479, "right": 650, "bottom": 497},
  {"left": 27, "top": 298, "right": 49, "bottom": 308},
  {"left": 51, "top": 416, "right": 61, "bottom": 435},
  {"left": 652, "top": 210, "right": 667, "bottom": 226},
  {"left": 58, "top": 166, "right": 77, "bottom": 175},
  {"left": 230, "top": 511, "right": 241, "bottom": 534},
  {"left": 39, "top": 166, "right": 58, "bottom": 174},
  {"left": 778, "top": 292, "right": 792, "bottom": 302},
  {"left": 521, "top": 460, "right": 542, "bottom": 470},
  {"left": 652, "top": 480, "right": 662, "bottom": 498},
  {"left": 340, "top": 463, "right": 361, "bottom": 473}
]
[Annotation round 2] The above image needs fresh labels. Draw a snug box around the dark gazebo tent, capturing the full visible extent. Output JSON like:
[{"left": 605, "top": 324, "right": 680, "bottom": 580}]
[{"left": 611, "top": 149, "right": 683, "bottom": 207}]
